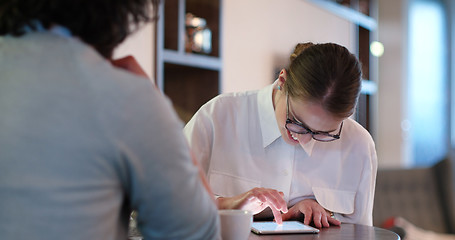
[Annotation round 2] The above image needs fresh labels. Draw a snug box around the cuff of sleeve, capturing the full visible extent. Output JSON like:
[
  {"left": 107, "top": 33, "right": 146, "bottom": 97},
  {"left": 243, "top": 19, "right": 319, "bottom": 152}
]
[{"left": 288, "top": 196, "right": 316, "bottom": 207}]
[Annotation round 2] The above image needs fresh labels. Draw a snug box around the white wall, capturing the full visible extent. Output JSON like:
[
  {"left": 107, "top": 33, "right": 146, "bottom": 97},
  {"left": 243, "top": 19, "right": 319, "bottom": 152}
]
[
  {"left": 376, "top": 0, "right": 410, "bottom": 167},
  {"left": 113, "top": 23, "right": 155, "bottom": 80},
  {"left": 222, "top": 0, "right": 356, "bottom": 93}
]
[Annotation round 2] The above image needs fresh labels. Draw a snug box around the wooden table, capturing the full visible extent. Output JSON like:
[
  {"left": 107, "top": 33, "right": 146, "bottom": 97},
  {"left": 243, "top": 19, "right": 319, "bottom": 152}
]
[{"left": 248, "top": 223, "right": 400, "bottom": 240}]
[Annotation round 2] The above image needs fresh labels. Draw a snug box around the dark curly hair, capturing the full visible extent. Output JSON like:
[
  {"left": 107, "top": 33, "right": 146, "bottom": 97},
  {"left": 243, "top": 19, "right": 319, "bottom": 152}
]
[{"left": 0, "top": 0, "right": 160, "bottom": 59}]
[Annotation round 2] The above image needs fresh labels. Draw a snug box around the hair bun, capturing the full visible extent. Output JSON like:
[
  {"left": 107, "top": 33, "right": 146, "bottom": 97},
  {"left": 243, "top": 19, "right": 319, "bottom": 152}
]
[{"left": 290, "top": 42, "right": 314, "bottom": 62}]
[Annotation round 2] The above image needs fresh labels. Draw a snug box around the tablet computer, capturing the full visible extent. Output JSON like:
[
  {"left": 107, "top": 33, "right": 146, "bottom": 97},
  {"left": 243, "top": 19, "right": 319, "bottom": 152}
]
[{"left": 251, "top": 221, "right": 319, "bottom": 235}]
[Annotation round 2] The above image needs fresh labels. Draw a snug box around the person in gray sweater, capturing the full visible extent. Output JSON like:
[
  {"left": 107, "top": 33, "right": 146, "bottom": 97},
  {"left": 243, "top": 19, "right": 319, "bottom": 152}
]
[{"left": 0, "top": 1, "right": 220, "bottom": 239}]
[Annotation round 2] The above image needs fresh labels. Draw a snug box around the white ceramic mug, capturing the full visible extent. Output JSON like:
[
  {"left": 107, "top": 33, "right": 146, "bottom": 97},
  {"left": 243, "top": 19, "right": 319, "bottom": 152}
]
[{"left": 218, "top": 209, "right": 253, "bottom": 240}]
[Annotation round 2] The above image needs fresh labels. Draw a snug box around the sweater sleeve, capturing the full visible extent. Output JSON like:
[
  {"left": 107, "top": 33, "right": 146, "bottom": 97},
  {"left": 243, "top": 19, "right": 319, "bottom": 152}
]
[{"left": 114, "top": 81, "right": 220, "bottom": 239}]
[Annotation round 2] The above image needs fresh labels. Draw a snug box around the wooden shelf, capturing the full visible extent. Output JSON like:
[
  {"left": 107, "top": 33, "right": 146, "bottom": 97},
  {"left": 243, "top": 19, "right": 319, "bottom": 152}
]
[
  {"left": 361, "top": 80, "right": 377, "bottom": 95},
  {"left": 306, "top": 0, "right": 377, "bottom": 31},
  {"left": 164, "top": 64, "right": 219, "bottom": 123},
  {"left": 162, "top": 49, "right": 222, "bottom": 71},
  {"left": 156, "top": 0, "right": 222, "bottom": 122}
]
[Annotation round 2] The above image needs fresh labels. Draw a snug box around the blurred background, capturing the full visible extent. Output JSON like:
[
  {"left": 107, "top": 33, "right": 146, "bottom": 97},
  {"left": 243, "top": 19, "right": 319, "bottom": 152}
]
[{"left": 114, "top": 0, "right": 455, "bottom": 234}]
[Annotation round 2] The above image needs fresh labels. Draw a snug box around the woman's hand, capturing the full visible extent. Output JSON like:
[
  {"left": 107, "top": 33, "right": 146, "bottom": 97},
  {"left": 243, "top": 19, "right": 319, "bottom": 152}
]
[
  {"left": 217, "top": 188, "right": 288, "bottom": 224},
  {"left": 110, "top": 55, "right": 149, "bottom": 79},
  {"left": 281, "top": 199, "right": 341, "bottom": 228}
]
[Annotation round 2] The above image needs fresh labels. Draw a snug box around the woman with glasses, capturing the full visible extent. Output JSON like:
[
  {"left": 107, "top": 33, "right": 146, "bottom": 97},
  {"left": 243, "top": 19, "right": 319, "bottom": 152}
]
[{"left": 184, "top": 42, "right": 377, "bottom": 228}]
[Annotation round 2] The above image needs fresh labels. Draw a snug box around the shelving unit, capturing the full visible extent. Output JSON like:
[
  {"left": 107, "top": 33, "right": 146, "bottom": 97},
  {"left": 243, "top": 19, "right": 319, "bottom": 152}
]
[
  {"left": 307, "top": 0, "right": 378, "bottom": 132},
  {"left": 357, "top": 24, "right": 373, "bottom": 131},
  {"left": 156, "top": 0, "right": 222, "bottom": 122}
]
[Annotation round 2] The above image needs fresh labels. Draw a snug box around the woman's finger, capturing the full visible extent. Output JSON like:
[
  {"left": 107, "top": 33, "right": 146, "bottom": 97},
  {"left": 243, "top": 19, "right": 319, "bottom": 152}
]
[
  {"left": 301, "top": 207, "right": 313, "bottom": 225},
  {"left": 312, "top": 211, "right": 323, "bottom": 228},
  {"left": 264, "top": 191, "right": 288, "bottom": 213},
  {"left": 321, "top": 213, "right": 330, "bottom": 228},
  {"left": 328, "top": 215, "right": 341, "bottom": 226},
  {"left": 270, "top": 206, "right": 283, "bottom": 225}
]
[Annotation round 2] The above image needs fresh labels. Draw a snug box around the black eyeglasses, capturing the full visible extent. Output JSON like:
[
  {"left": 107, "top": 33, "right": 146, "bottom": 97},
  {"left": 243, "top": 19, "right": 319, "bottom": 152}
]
[{"left": 285, "top": 93, "right": 343, "bottom": 142}]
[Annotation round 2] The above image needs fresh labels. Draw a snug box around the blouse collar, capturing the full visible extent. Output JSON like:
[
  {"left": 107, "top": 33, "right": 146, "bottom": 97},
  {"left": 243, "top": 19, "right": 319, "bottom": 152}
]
[
  {"left": 257, "top": 82, "right": 281, "bottom": 148},
  {"left": 257, "top": 80, "right": 315, "bottom": 155}
]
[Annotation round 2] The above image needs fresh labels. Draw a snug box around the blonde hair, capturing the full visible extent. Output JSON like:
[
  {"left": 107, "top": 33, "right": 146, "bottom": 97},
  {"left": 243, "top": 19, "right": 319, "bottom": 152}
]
[{"left": 284, "top": 42, "right": 362, "bottom": 118}]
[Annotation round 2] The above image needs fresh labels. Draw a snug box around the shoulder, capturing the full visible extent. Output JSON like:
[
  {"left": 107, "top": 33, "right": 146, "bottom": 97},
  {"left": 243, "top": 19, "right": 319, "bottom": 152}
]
[
  {"left": 206, "top": 90, "right": 259, "bottom": 108},
  {"left": 196, "top": 89, "right": 260, "bottom": 118},
  {"left": 336, "top": 119, "right": 377, "bottom": 173},
  {"left": 62, "top": 35, "right": 179, "bottom": 128},
  {"left": 342, "top": 118, "right": 375, "bottom": 148},
  {"left": 184, "top": 89, "right": 260, "bottom": 136}
]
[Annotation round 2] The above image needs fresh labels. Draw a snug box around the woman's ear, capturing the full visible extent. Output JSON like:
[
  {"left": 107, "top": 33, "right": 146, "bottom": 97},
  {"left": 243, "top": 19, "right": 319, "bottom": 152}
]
[{"left": 278, "top": 69, "right": 287, "bottom": 86}]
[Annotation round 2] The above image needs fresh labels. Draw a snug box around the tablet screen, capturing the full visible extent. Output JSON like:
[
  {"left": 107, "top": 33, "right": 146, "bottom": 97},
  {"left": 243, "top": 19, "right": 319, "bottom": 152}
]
[{"left": 251, "top": 221, "right": 320, "bottom": 235}]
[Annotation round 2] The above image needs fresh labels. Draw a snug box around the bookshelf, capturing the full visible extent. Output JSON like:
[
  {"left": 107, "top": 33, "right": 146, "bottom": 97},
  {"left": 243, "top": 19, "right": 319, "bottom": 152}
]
[{"left": 156, "top": 0, "right": 222, "bottom": 122}]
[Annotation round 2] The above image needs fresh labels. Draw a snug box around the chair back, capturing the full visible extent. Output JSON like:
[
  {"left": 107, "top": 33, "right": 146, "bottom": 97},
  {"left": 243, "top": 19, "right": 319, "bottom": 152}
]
[{"left": 373, "top": 157, "right": 455, "bottom": 233}]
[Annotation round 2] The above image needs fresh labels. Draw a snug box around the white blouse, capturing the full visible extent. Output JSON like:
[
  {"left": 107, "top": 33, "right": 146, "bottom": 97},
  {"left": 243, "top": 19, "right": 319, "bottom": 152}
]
[{"left": 183, "top": 83, "right": 378, "bottom": 226}]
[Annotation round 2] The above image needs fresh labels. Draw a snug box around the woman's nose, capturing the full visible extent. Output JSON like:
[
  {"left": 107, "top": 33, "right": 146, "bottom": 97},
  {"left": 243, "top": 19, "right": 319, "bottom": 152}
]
[{"left": 297, "top": 134, "right": 313, "bottom": 145}]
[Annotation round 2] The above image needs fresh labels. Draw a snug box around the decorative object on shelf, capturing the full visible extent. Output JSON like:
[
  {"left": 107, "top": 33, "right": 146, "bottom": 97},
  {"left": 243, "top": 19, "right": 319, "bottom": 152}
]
[{"left": 185, "top": 13, "right": 212, "bottom": 54}]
